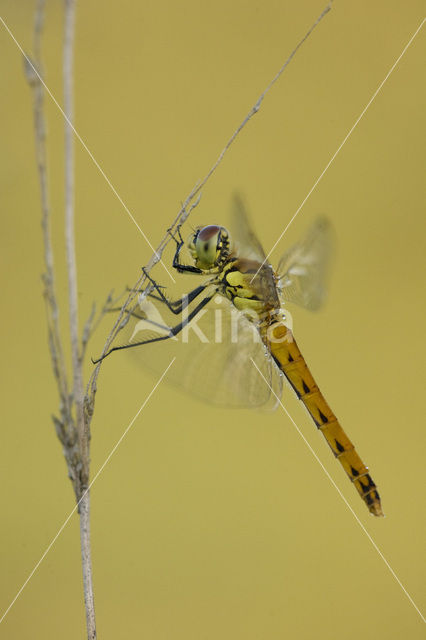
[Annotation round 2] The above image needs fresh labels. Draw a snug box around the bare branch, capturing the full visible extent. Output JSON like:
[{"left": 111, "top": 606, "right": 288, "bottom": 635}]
[
  {"left": 168, "top": 2, "right": 334, "bottom": 244},
  {"left": 80, "top": 302, "right": 97, "bottom": 364},
  {"left": 63, "top": 0, "right": 97, "bottom": 637},
  {"left": 80, "top": 290, "right": 116, "bottom": 363},
  {"left": 27, "top": 1, "right": 98, "bottom": 637},
  {"left": 26, "top": 2, "right": 98, "bottom": 636},
  {"left": 79, "top": 492, "right": 96, "bottom": 640},
  {"left": 64, "top": 0, "right": 87, "bottom": 484},
  {"left": 24, "top": 0, "right": 71, "bottom": 419},
  {"left": 186, "top": 2, "right": 333, "bottom": 206}
]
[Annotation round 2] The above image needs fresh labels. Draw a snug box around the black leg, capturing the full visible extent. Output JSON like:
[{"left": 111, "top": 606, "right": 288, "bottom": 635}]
[
  {"left": 128, "top": 290, "right": 181, "bottom": 308},
  {"left": 106, "top": 307, "right": 171, "bottom": 335},
  {"left": 107, "top": 306, "right": 145, "bottom": 320},
  {"left": 125, "top": 286, "right": 174, "bottom": 308},
  {"left": 92, "top": 291, "right": 216, "bottom": 364},
  {"left": 170, "top": 225, "right": 203, "bottom": 274},
  {"left": 140, "top": 268, "right": 210, "bottom": 314}
]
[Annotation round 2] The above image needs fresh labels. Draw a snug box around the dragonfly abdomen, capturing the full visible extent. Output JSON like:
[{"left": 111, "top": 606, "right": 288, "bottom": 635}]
[{"left": 263, "top": 320, "right": 383, "bottom": 517}]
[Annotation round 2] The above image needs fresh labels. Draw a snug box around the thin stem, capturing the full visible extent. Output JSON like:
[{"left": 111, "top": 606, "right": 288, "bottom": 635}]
[
  {"left": 64, "top": 0, "right": 86, "bottom": 472},
  {"left": 63, "top": 0, "right": 96, "bottom": 637},
  {"left": 27, "top": 0, "right": 71, "bottom": 420},
  {"left": 26, "top": 0, "right": 97, "bottom": 634},
  {"left": 79, "top": 492, "right": 96, "bottom": 640},
  {"left": 187, "top": 1, "right": 333, "bottom": 207}
]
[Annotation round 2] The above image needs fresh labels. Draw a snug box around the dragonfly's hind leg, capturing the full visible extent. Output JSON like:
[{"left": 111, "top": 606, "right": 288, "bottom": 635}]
[
  {"left": 148, "top": 286, "right": 208, "bottom": 313},
  {"left": 106, "top": 304, "right": 177, "bottom": 335},
  {"left": 106, "top": 306, "right": 146, "bottom": 321},
  {"left": 137, "top": 268, "right": 209, "bottom": 314},
  {"left": 125, "top": 287, "right": 180, "bottom": 310},
  {"left": 92, "top": 290, "right": 217, "bottom": 363}
]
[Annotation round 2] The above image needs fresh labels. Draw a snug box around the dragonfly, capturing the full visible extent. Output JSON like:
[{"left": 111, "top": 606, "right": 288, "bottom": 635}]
[{"left": 95, "top": 198, "right": 383, "bottom": 517}]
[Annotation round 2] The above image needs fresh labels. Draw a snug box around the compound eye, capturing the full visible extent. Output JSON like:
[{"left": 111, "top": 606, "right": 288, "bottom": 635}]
[{"left": 195, "top": 225, "right": 221, "bottom": 266}]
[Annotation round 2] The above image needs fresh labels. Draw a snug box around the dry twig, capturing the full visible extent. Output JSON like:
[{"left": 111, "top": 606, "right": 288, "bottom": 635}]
[{"left": 25, "top": 0, "right": 97, "bottom": 637}]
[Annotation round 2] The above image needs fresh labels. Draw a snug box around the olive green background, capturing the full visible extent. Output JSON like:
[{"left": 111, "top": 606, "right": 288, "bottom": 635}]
[{"left": 1, "top": 1, "right": 425, "bottom": 638}]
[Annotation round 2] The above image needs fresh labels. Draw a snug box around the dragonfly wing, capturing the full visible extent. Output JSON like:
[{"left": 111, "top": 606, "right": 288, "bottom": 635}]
[
  {"left": 179, "top": 303, "right": 283, "bottom": 410},
  {"left": 116, "top": 294, "right": 282, "bottom": 410},
  {"left": 277, "top": 217, "right": 334, "bottom": 311},
  {"left": 231, "top": 194, "right": 267, "bottom": 262}
]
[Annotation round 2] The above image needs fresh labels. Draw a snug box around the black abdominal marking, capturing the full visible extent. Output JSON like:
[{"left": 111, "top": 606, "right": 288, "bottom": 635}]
[{"left": 335, "top": 439, "right": 345, "bottom": 453}]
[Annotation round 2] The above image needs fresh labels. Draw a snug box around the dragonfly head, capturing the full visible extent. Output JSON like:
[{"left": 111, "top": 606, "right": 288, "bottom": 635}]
[{"left": 188, "top": 225, "right": 231, "bottom": 270}]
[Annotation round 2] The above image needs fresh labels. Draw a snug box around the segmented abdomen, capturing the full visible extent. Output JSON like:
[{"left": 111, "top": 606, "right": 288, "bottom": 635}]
[{"left": 262, "top": 321, "right": 383, "bottom": 517}]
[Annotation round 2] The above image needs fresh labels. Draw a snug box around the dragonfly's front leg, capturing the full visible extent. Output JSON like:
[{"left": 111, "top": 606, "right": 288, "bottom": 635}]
[{"left": 169, "top": 225, "right": 203, "bottom": 274}]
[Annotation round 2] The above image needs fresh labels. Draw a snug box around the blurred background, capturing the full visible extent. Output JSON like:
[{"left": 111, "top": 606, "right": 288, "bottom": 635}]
[{"left": 1, "top": 1, "right": 425, "bottom": 638}]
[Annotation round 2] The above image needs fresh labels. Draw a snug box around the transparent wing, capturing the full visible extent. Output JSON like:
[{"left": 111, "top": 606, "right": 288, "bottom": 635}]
[
  {"left": 231, "top": 194, "right": 267, "bottom": 262},
  {"left": 114, "top": 294, "right": 282, "bottom": 411},
  {"left": 277, "top": 217, "right": 334, "bottom": 311}
]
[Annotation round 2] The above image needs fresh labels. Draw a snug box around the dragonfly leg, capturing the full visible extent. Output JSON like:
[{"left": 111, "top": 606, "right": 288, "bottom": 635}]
[
  {"left": 149, "top": 287, "right": 209, "bottom": 314},
  {"left": 105, "top": 306, "right": 172, "bottom": 335},
  {"left": 121, "top": 288, "right": 208, "bottom": 314},
  {"left": 125, "top": 284, "right": 171, "bottom": 305},
  {"left": 141, "top": 268, "right": 210, "bottom": 313},
  {"left": 92, "top": 291, "right": 217, "bottom": 363},
  {"left": 167, "top": 224, "right": 183, "bottom": 245},
  {"left": 106, "top": 306, "right": 146, "bottom": 320},
  {"left": 170, "top": 226, "right": 204, "bottom": 274}
]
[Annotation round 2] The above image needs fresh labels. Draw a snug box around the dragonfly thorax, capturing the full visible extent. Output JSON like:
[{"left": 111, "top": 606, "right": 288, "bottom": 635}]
[{"left": 188, "top": 225, "right": 232, "bottom": 271}]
